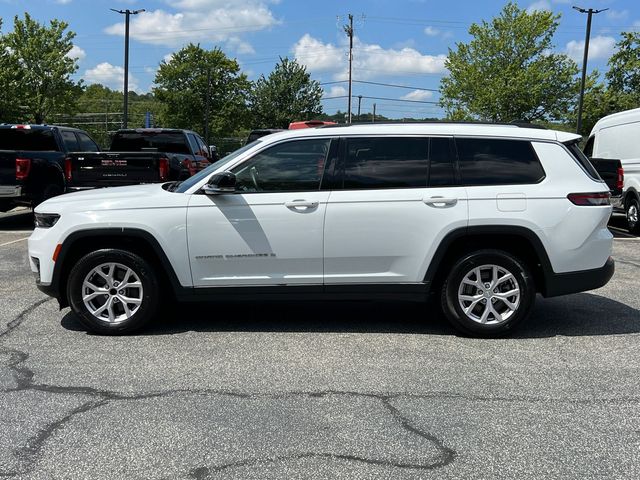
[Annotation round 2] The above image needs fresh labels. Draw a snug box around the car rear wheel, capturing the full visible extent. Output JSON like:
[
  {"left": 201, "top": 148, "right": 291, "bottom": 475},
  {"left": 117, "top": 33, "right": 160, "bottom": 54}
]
[
  {"left": 67, "top": 249, "right": 159, "bottom": 335},
  {"left": 441, "top": 249, "right": 535, "bottom": 337},
  {"left": 626, "top": 197, "right": 640, "bottom": 234}
]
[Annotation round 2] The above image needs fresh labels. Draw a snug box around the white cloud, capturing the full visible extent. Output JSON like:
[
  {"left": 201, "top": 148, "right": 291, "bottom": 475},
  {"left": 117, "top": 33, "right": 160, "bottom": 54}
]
[
  {"left": 527, "top": 0, "right": 551, "bottom": 12},
  {"left": 55, "top": 0, "right": 73, "bottom": 4},
  {"left": 400, "top": 89, "right": 433, "bottom": 101},
  {"left": 565, "top": 35, "right": 616, "bottom": 62},
  {"left": 66, "top": 45, "right": 86, "bottom": 61},
  {"left": 292, "top": 34, "right": 447, "bottom": 81},
  {"left": 424, "top": 26, "right": 440, "bottom": 37},
  {"left": 606, "top": 9, "right": 628, "bottom": 21},
  {"left": 83, "top": 62, "right": 140, "bottom": 92},
  {"left": 325, "top": 85, "right": 347, "bottom": 97},
  {"left": 104, "top": 0, "right": 278, "bottom": 53}
]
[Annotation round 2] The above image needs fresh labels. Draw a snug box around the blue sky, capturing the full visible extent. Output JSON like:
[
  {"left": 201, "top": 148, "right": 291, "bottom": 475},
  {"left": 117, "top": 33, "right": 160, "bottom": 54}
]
[{"left": 1, "top": 0, "right": 638, "bottom": 119}]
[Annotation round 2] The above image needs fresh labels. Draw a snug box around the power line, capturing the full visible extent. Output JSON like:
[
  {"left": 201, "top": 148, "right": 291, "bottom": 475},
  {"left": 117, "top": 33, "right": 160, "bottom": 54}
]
[{"left": 321, "top": 79, "right": 439, "bottom": 92}]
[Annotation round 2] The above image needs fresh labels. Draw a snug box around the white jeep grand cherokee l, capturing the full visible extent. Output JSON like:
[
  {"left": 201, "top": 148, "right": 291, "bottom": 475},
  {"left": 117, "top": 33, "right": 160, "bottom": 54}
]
[{"left": 28, "top": 123, "right": 614, "bottom": 337}]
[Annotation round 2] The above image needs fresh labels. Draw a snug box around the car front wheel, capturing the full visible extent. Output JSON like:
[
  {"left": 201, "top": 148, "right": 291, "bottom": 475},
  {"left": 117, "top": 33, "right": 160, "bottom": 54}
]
[
  {"left": 441, "top": 249, "right": 535, "bottom": 337},
  {"left": 67, "top": 249, "right": 159, "bottom": 335}
]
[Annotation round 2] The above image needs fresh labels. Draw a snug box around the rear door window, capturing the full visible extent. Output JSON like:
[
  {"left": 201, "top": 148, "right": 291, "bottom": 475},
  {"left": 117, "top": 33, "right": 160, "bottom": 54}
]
[
  {"left": 455, "top": 138, "right": 545, "bottom": 185},
  {"left": 342, "top": 137, "right": 429, "bottom": 189}
]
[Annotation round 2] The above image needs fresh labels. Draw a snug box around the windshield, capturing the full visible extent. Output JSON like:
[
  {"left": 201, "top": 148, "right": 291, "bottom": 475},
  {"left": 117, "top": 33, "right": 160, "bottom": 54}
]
[{"left": 174, "top": 140, "right": 262, "bottom": 193}]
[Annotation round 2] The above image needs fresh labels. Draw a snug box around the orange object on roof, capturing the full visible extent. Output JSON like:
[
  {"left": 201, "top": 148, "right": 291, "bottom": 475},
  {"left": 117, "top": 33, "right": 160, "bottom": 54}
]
[{"left": 288, "top": 120, "right": 337, "bottom": 129}]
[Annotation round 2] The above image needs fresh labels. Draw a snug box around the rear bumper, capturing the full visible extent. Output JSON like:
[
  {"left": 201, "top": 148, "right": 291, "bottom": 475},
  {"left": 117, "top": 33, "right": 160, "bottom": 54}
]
[
  {"left": 0, "top": 185, "right": 22, "bottom": 198},
  {"left": 543, "top": 256, "right": 615, "bottom": 297}
]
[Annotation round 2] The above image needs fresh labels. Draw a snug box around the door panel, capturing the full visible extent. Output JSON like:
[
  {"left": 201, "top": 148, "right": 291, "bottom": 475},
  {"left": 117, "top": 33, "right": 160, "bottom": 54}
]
[
  {"left": 187, "top": 192, "right": 328, "bottom": 286},
  {"left": 323, "top": 187, "right": 468, "bottom": 283}
]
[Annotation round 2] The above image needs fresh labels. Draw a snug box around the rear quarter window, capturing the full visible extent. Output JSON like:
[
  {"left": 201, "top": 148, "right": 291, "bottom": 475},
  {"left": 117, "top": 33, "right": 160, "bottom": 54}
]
[{"left": 455, "top": 138, "right": 545, "bottom": 186}]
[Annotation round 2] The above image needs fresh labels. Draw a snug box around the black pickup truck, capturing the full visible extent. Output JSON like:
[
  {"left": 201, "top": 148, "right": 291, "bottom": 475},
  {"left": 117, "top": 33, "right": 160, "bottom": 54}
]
[
  {"left": 0, "top": 124, "right": 101, "bottom": 211},
  {"left": 65, "top": 129, "right": 213, "bottom": 190}
]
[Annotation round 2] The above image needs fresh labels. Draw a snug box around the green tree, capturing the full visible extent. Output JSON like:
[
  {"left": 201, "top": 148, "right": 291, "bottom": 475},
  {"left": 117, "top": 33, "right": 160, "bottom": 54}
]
[
  {"left": 439, "top": 2, "right": 579, "bottom": 122},
  {"left": 606, "top": 32, "right": 640, "bottom": 98},
  {"left": 250, "top": 57, "right": 323, "bottom": 128},
  {"left": 3, "top": 13, "right": 82, "bottom": 123},
  {"left": 0, "top": 19, "right": 22, "bottom": 122},
  {"left": 153, "top": 44, "right": 250, "bottom": 140}
]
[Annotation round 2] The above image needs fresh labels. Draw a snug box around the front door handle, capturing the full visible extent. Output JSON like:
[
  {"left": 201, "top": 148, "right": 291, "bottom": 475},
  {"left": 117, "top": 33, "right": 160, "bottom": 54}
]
[
  {"left": 285, "top": 200, "right": 319, "bottom": 210},
  {"left": 423, "top": 196, "right": 458, "bottom": 207}
]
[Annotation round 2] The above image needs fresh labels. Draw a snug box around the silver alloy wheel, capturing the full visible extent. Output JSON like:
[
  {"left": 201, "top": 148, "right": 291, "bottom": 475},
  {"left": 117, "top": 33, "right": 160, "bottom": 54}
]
[
  {"left": 628, "top": 202, "right": 639, "bottom": 226},
  {"left": 457, "top": 264, "right": 520, "bottom": 325},
  {"left": 82, "top": 262, "right": 143, "bottom": 324}
]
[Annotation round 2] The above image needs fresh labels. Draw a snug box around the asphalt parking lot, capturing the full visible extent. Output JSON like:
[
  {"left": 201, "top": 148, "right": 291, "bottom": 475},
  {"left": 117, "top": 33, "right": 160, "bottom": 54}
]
[{"left": 1, "top": 209, "right": 639, "bottom": 479}]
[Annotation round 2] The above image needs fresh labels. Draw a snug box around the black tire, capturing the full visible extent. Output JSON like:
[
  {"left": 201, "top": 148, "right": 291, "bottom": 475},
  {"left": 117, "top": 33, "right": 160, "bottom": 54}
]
[
  {"left": 67, "top": 249, "right": 160, "bottom": 335},
  {"left": 626, "top": 197, "right": 640, "bottom": 235},
  {"left": 440, "top": 249, "right": 535, "bottom": 337},
  {"left": 33, "top": 182, "right": 64, "bottom": 208}
]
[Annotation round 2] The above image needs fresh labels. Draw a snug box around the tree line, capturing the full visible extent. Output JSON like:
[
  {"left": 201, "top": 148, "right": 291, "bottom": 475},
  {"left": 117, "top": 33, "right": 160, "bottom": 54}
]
[{"left": 1, "top": 3, "right": 639, "bottom": 149}]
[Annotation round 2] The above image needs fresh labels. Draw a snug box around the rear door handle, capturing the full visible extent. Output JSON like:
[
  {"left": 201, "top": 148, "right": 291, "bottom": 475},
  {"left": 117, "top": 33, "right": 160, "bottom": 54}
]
[
  {"left": 423, "top": 196, "right": 458, "bottom": 207},
  {"left": 284, "top": 200, "right": 319, "bottom": 209}
]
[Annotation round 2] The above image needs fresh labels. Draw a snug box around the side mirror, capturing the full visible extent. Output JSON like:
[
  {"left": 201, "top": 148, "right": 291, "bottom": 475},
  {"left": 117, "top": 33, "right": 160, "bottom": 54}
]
[
  {"left": 209, "top": 145, "right": 219, "bottom": 160},
  {"left": 203, "top": 171, "right": 236, "bottom": 195}
]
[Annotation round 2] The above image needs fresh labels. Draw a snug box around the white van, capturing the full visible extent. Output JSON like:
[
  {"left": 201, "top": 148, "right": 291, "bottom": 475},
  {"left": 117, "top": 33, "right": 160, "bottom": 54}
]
[{"left": 585, "top": 108, "right": 640, "bottom": 233}]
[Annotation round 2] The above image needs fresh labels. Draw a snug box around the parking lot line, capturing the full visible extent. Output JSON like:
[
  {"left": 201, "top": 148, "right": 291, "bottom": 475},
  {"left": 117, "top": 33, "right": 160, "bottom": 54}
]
[{"left": 0, "top": 237, "right": 29, "bottom": 247}]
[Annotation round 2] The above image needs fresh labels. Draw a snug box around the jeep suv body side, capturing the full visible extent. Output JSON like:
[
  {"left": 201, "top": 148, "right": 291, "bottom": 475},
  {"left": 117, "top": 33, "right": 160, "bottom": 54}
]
[{"left": 28, "top": 123, "right": 614, "bottom": 336}]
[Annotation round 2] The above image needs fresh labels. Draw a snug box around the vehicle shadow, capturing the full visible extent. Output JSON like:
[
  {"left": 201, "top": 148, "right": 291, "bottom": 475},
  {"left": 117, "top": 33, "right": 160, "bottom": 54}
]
[
  {"left": 0, "top": 209, "right": 33, "bottom": 231},
  {"left": 61, "top": 292, "right": 640, "bottom": 339}
]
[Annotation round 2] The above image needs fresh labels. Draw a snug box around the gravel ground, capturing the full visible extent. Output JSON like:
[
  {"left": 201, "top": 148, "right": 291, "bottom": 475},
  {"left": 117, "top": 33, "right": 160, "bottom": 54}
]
[{"left": 1, "top": 210, "right": 639, "bottom": 479}]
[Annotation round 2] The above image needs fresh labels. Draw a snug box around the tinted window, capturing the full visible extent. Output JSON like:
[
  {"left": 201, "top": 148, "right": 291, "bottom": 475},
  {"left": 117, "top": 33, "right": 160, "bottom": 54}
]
[
  {"left": 429, "top": 137, "right": 456, "bottom": 186},
  {"left": 77, "top": 132, "right": 99, "bottom": 152},
  {"left": 186, "top": 134, "right": 200, "bottom": 155},
  {"left": 110, "top": 132, "right": 190, "bottom": 154},
  {"left": 0, "top": 129, "right": 58, "bottom": 151},
  {"left": 343, "top": 137, "right": 428, "bottom": 189},
  {"left": 61, "top": 130, "right": 80, "bottom": 151},
  {"left": 456, "top": 138, "right": 545, "bottom": 185},
  {"left": 233, "top": 139, "right": 330, "bottom": 192},
  {"left": 195, "top": 136, "right": 209, "bottom": 157},
  {"left": 583, "top": 136, "right": 594, "bottom": 158},
  {"left": 566, "top": 141, "right": 600, "bottom": 180}
]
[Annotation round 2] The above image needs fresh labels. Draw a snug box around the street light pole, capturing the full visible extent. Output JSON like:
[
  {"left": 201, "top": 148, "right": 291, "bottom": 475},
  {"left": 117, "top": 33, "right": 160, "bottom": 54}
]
[
  {"left": 573, "top": 6, "right": 607, "bottom": 135},
  {"left": 343, "top": 14, "right": 354, "bottom": 124},
  {"left": 111, "top": 8, "right": 145, "bottom": 128}
]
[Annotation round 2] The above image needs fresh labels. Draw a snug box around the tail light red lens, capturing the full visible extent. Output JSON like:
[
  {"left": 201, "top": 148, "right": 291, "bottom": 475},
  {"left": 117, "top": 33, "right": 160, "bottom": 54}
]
[
  {"left": 159, "top": 157, "right": 169, "bottom": 181},
  {"left": 567, "top": 192, "right": 611, "bottom": 206},
  {"left": 16, "top": 158, "right": 31, "bottom": 180},
  {"left": 64, "top": 157, "right": 72, "bottom": 181},
  {"left": 617, "top": 167, "right": 624, "bottom": 191},
  {"left": 184, "top": 159, "right": 195, "bottom": 176}
]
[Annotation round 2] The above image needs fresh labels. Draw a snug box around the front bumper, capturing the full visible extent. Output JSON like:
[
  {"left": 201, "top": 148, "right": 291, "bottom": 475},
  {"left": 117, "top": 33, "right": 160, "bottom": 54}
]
[{"left": 543, "top": 256, "right": 615, "bottom": 297}]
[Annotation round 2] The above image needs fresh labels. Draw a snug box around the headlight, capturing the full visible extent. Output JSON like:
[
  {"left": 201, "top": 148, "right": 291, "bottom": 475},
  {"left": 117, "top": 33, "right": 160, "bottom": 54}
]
[{"left": 34, "top": 213, "right": 60, "bottom": 228}]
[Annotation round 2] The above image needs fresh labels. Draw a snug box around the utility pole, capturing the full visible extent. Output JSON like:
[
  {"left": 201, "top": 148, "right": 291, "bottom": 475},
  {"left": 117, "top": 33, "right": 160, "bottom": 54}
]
[
  {"left": 343, "top": 14, "right": 354, "bottom": 124},
  {"left": 204, "top": 69, "right": 211, "bottom": 146},
  {"left": 111, "top": 8, "right": 145, "bottom": 128},
  {"left": 373, "top": 103, "right": 376, "bottom": 123},
  {"left": 357, "top": 95, "right": 362, "bottom": 122},
  {"left": 573, "top": 6, "right": 607, "bottom": 135}
]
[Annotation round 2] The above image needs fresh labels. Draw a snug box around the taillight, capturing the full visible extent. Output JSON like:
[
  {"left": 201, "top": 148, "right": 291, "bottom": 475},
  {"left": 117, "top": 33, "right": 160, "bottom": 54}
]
[
  {"left": 64, "top": 157, "right": 72, "bottom": 182},
  {"left": 184, "top": 159, "right": 196, "bottom": 176},
  {"left": 159, "top": 157, "right": 169, "bottom": 181},
  {"left": 16, "top": 158, "right": 31, "bottom": 180},
  {"left": 567, "top": 192, "right": 611, "bottom": 206},
  {"left": 616, "top": 167, "right": 624, "bottom": 191}
]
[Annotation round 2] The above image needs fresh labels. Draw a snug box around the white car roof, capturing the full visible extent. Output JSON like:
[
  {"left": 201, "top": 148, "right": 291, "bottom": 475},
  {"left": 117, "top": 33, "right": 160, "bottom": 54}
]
[{"left": 258, "top": 123, "right": 581, "bottom": 144}]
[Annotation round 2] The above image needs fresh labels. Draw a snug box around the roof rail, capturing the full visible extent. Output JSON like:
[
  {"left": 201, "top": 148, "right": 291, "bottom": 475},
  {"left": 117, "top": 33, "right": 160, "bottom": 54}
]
[{"left": 320, "top": 120, "right": 547, "bottom": 129}]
